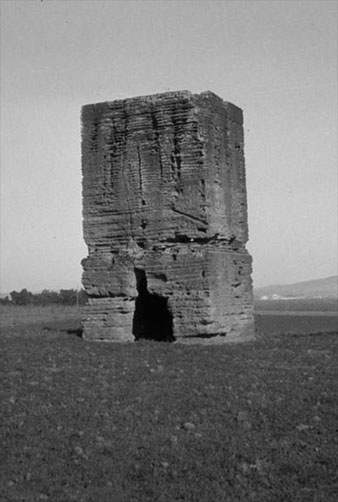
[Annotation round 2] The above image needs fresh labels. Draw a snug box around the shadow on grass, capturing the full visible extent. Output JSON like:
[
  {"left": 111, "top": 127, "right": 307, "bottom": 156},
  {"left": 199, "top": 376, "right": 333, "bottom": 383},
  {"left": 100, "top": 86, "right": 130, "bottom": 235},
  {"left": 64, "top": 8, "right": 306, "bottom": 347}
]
[
  {"left": 65, "top": 327, "right": 83, "bottom": 338},
  {"left": 41, "top": 320, "right": 83, "bottom": 338}
]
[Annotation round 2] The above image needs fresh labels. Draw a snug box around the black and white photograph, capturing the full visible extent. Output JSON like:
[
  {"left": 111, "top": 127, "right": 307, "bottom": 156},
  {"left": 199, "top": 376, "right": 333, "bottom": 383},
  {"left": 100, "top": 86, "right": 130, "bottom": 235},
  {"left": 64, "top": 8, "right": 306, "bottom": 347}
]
[{"left": 1, "top": 1, "right": 337, "bottom": 500}]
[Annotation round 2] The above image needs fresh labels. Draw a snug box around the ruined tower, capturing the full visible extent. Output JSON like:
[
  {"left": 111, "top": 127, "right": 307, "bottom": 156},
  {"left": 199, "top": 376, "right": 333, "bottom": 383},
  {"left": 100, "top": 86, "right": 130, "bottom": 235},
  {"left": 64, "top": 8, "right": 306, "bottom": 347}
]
[{"left": 81, "top": 91, "right": 254, "bottom": 343}]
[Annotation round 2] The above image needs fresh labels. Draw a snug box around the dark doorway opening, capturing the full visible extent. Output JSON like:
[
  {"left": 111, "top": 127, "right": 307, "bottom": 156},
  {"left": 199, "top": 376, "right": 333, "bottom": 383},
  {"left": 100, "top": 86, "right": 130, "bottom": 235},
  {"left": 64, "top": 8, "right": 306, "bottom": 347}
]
[{"left": 132, "top": 268, "right": 174, "bottom": 342}]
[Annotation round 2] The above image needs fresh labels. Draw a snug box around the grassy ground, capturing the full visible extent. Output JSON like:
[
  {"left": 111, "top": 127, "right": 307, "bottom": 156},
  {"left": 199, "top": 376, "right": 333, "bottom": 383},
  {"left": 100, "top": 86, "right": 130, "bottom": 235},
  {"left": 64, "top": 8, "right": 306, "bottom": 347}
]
[
  {"left": 254, "top": 298, "right": 338, "bottom": 313},
  {"left": 1, "top": 306, "right": 338, "bottom": 501},
  {"left": 0, "top": 305, "right": 82, "bottom": 329}
]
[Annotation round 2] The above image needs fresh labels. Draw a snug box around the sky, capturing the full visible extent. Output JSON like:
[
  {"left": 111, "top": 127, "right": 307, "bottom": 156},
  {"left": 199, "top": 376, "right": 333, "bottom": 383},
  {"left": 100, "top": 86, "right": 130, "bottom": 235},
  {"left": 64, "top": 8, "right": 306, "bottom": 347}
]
[{"left": 0, "top": 0, "right": 337, "bottom": 293}]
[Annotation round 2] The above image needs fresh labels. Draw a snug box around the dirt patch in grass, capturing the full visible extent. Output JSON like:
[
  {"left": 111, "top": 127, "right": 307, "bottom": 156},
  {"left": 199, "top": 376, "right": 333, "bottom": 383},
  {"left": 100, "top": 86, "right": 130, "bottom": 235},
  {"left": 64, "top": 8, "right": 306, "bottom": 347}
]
[{"left": 1, "top": 311, "right": 338, "bottom": 501}]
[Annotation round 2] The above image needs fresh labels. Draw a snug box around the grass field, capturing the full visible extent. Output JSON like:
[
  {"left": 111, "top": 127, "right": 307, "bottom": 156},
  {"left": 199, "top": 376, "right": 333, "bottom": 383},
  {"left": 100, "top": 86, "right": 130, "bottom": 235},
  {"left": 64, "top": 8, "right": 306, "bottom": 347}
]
[
  {"left": 0, "top": 305, "right": 82, "bottom": 329},
  {"left": 1, "top": 305, "right": 338, "bottom": 502},
  {"left": 254, "top": 298, "right": 338, "bottom": 313}
]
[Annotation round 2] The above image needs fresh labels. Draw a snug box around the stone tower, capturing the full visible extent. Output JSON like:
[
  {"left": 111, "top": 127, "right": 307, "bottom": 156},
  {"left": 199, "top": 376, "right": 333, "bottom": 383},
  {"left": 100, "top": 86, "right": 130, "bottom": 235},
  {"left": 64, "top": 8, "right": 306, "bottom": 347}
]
[{"left": 81, "top": 91, "right": 254, "bottom": 343}]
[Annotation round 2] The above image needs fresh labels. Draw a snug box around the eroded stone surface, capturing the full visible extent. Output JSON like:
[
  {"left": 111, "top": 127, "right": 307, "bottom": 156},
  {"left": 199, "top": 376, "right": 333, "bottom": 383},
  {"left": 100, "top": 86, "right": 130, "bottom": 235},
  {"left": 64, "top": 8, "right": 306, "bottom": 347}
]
[{"left": 81, "top": 90, "right": 254, "bottom": 342}]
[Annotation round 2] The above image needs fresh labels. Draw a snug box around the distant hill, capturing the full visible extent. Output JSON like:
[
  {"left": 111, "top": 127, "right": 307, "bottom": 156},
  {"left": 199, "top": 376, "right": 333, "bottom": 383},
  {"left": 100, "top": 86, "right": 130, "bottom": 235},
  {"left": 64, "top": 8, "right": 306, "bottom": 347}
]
[{"left": 254, "top": 276, "right": 338, "bottom": 299}]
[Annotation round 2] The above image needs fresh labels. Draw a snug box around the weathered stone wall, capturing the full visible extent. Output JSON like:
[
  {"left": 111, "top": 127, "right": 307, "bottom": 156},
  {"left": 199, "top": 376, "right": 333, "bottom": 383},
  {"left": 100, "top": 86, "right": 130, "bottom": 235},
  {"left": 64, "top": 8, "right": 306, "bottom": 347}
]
[{"left": 81, "top": 90, "right": 254, "bottom": 342}]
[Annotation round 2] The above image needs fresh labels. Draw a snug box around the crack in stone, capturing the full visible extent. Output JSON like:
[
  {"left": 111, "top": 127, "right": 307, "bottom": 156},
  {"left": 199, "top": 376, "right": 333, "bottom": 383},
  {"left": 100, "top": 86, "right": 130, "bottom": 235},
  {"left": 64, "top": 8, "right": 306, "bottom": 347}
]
[{"left": 170, "top": 206, "right": 208, "bottom": 227}]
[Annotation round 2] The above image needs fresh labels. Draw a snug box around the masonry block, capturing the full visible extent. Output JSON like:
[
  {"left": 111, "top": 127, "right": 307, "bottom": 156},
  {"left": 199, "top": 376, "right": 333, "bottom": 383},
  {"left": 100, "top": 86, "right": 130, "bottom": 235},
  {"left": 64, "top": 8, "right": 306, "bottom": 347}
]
[{"left": 81, "top": 90, "right": 254, "bottom": 342}]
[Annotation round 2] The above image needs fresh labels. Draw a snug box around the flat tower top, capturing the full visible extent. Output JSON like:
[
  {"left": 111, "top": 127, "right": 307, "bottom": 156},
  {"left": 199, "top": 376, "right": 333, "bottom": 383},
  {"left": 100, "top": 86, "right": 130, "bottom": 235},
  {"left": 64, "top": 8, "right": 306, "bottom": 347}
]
[{"left": 82, "top": 90, "right": 243, "bottom": 123}]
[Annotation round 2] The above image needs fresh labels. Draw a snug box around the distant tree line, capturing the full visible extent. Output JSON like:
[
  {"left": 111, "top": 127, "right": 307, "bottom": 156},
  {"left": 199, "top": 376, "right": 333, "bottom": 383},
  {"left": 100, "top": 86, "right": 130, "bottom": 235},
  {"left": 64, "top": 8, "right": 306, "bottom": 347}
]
[{"left": 0, "top": 289, "right": 88, "bottom": 306}]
